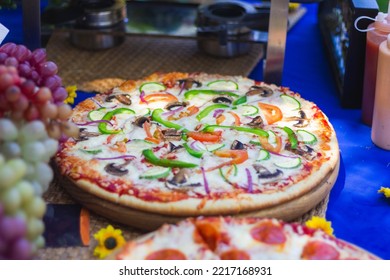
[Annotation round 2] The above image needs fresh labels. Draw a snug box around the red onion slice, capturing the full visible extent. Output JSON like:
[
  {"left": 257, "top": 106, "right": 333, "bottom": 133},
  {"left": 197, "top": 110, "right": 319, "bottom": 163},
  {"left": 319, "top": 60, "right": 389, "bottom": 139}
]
[
  {"left": 201, "top": 167, "right": 210, "bottom": 194},
  {"left": 161, "top": 105, "right": 184, "bottom": 117},
  {"left": 140, "top": 90, "right": 148, "bottom": 103},
  {"left": 213, "top": 109, "right": 224, "bottom": 118},
  {"left": 94, "top": 155, "right": 135, "bottom": 160},
  {"left": 245, "top": 168, "right": 253, "bottom": 193},
  {"left": 74, "top": 120, "right": 113, "bottom": 126}
]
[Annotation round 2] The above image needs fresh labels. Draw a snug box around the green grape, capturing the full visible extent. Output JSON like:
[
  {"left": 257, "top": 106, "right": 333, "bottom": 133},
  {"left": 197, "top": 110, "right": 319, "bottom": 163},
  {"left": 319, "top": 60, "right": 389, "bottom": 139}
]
[
  {"left": 0, "top": 186, "right": 22, "bottom": 215},
  {"left": 0, "top": 118, "right": 18, "bottom": 141},
  {"left": 23, "top": 196, "right": 46, "bottom": 218},
  {"left": 13, "top": 209, "right": 28, "bottom": 223},
  {"left": 0, "top": 159, "right": 26, "bottom": 189},
  {"left": 26, "top": 218, "right": 45, "bottom": 241},
  {"left": 33, "top": 235, "right": 45, "bottom": 250},
  {"left": 42, "top": 138, "right": 59, "bottom": 160},
  {"left": 30, "top": 180, "right": 44, "bottom": 196},
  {"left": 34, "top": 162, "right": 53, "bottom": 188},
  {"left": 16, "top": 180, "right": 34, "bottom": 204},
  {"left": 0, "top": 141, "right": 21, "bottom": 158},
  {"left": 21, "top": 141, "right": 46, "bottom": 162},
  {"left": 18, "top": 120, "right": 48, "bottom": 143}
]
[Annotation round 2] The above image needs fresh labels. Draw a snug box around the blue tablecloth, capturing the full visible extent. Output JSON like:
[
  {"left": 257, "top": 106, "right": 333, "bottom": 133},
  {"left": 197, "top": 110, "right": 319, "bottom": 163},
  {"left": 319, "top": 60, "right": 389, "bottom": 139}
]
[
  {"left": 249, "top": 4, "right": 390, "bottom": 260},
  {"left": 1, "top": 2, "right": 389, "bottom": 260}
]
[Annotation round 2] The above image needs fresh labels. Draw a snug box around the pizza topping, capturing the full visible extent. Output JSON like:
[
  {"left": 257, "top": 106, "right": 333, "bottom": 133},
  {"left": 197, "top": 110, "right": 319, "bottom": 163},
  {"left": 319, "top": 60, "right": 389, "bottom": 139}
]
[
  {"left": 115, "top": 94, "right": 132, "bottom": 105},
  {"left": 246, "top": 85, "right": 274, "bottom": 97},
  {"left": 203, "top": 125, "right": 269, "bottom": 138},
  {"left": 212, "top": 96, "right": 233, "bottom": 105},
  {"left": 230, "top": 140, "right": 245, "bottom": 150},
  {"left": 282, "top": 126, "right": 298, "bottom": 149},
  {"left": 280, "top": 94, "right": 301, "bottom": 110},
  {"left": 184, "top": 89, "right": 239, "bottom": 100},
  {"left": 253, "top": 164, "right": 283, "bottom": 180},
  {"left": 296, "top": 129, "right": 318, "bottom": 145},
  {"left": 250, "top": 221, "right": 287, "bottom": 245},
  {"left": 178, "top": 78, "right": 202, "bottom": 90},
  {"left": 76, "top": 128, "right": 100, "bottom": 141},
  {"left": 183, "top": 142, "right": 204, "bottom": 158},
  {"left": 200, "top": 167, "right": 210, "bottom": 194},
  {"left": 247, "top": 115, "right": 264, "bottom": 128},
  {"left": 196, "top": 104, "right": 230, "bottom": 121},
  {"left": 301, "top": 240, "right": 340, "bottom": 260},
  {"left": 220, "top": 249, "right": 251, "bottom": 260},
  {"left": 274, "top": 156, "right": 302, "bottom": 169},
  {"left": 245, "top": 168, "right": 253, "bottom": 193},
  {"left": 142, "top": 149, "right": 198, "bottom": 168},
  {"left": 98, "top": 108, "right": 135, "bottom": 134},
  {"left": 161, "top": 129, "right": 182, "bottom": 141},
  {"left": 207, "top": 149, "right": 249, "bottom": 171},
  {"left": 104, "top": 162, "right": 130, "bottom": 176},
  {"left": 235, "top": 105, "right": 259, "bottom": 117},
  {"left": 258, "top": 102, "right": 283, "bottom": 125},
  {"left": 145, "top": 249, "right": 187, "bottom": 260},
  {"left": 232, "top": 95, "right": 247, "bottom": 106},
  {"left": 195, "top": 221, "right": 220, "bottom": 251},
  {"left": 133, "top": 116, "right": 150, "bottom": 128},
  {"left": 165, "top": 101, "right": 188, "bottom": 111},
  {"left": 152, "top": 108, "right": 187, "bottom": 132},
  {"left": 256, "top": 149, "right": 270, "bottom": 161},
  {"left": 142, "top": 93, "right": 178, "bottom": 104},
  {"left": 165, "top": 169, "right": 202, "bottom": 190},
  {"left": 139, "top": 166, "right": 171, "bottom": 179},
  {"left": 285, "top": 143, "right": 316, "bottom": 161},
  {"left": 139, "top": 82, "right": 166, "bottom": 94},
  {"left": 207, "top": 80, "right": 239, "bottom": 91},
  {"left": 186, "top": 131, "right": 222, "bottom": 143}
]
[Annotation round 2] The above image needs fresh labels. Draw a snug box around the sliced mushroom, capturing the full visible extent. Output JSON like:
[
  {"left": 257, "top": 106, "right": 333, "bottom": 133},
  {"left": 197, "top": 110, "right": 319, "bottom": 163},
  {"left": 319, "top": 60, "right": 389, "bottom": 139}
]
[
  {"left": 115, "top": 94, "right": 132, "bottom": 105},
  {"left": 161, "top": 129, "right": 182, "bottom": 141},
  {"left": 231, "top": 140, "right": 245, "bottom": 150},
  {"left": 104, "top": 162, "right": 129, "bottom": 176},
  {"left": 165, "top": 101, "right": 188, "bottom": 111},
  {"left": 169, "top": 142, "right": 183, "bottom": 152},
  {"left": 105, "top": 94, "right": 131, "bottom": 105},
  {"left": 178, "top": 78, "right": 202, "bottom": 90},
  {"left": 285, "top": 143, "right": 316, "bottom": 160},
  {"left": 212, "top": 96, "right": 233, "bottom": 105},
  {"left": 133, "top": 116, "right": 150, "bottom": 128},
  {"left": 246, "top": 85, "right": 274, "bottom": 97},
  {"left": 76, "top": 128, "right": 101, "bottom": 141},
  {"left": 253, "top": 164, "right": 283, "bottom": 179},
  {"left": 247, "top": 116, "right": 264, "bottom": 128},
  {"left": 285, "top": 110, "right": 310, "bottom": 128},
  {"left": 165, "top": 169, "right": 202, "bottom": 190}
]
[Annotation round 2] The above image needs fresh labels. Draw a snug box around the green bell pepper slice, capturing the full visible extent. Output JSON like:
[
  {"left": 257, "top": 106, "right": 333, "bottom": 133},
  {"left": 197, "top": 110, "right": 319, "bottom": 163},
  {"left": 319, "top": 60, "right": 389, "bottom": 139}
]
[
  {"left": 232, "top": 96, "right": 247, "bottom": 106},
  {"left": 282, "top": 126, "right": 298, "bottom": 149},
  {"left": 142, "top": 149, "right": 198, "bottom": 168},
  {"left": 202, "top": 125, "right": 269, "bottom": 138},
  {"left": 196, "top": 104, "right": 230, "bottom": 121},
  {"left": 183, "top": 143, "right": 204, "bottom": 158},
  {"left": 184, "top": 89, "right": 239, "bottom": 100},
  {"left": 98, "top": 108, "right": 135, "bottom": 134},
  {"left": 151, "top": 109, "right": 188, "bottom": 132}
]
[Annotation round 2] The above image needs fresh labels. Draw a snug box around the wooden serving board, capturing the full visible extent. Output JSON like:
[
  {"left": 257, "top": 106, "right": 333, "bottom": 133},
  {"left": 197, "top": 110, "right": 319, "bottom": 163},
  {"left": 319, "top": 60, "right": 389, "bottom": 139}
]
[{"left": 61, "top": 160, "right": 339, "bottom": 231}]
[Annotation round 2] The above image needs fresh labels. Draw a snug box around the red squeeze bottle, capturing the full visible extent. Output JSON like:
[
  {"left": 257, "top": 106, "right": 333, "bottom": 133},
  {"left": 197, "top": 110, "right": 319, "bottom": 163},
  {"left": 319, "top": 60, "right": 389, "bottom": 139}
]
[{"left": 362, "top": 11, "right": 390, "bottom": 126}]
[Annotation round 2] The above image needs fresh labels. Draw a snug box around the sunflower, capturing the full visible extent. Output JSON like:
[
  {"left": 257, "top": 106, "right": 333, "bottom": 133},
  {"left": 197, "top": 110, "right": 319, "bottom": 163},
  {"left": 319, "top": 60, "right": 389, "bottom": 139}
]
[
  {"left": 93, "top": 225, "right": 126, "bottom": 259},
  {"left": 305, "top": 216, "right": 334, "bottom": 236},
  {"left": 64, "top": 85, "right": 77, "bottom": 105},
  {"left": 378, "top": 187, "right": 390, "bottom": 198}
]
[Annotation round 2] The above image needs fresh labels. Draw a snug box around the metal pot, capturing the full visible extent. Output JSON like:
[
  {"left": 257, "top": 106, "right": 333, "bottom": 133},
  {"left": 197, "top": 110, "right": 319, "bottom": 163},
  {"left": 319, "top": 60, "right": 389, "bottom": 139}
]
[
  {"left": 196, "top": 0, "right": 267, "bottom": 58},
  {"left": 70, "top": 0, "right": 126, "bottom": 51}
]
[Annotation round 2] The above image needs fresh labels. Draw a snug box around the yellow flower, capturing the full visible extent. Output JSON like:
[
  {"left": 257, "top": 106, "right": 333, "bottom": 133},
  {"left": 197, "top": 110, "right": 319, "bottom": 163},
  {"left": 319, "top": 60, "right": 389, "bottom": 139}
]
[
  {"left": 93, "top": 225, "right": 126, "bottom": 259},
  {"left": 64, "top": 85, "right": 77, "bottom": 104},
  {"left": 305, "top": 216, "right": 334, "bottom": 236},
  {"left": 378, "top": 187, "right": 390, "bottom": 198}
]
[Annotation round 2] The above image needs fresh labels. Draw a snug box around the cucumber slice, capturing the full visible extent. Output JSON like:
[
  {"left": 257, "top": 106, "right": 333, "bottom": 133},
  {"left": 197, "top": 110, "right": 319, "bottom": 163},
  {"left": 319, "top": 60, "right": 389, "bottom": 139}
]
[
  {"left": 256, "top": 149, "right": 270, "bottom": 161},
  {"left": 274, "top": 157, "right": 301, "bottom": 169},
  {"left": 206, "top": 143, "right": 225, "bottom": 152},
  {"left": 268, "top": 130, "right": 277, "bottom": 145},
  {"left": 297, "top": 130, "right": 318, "bottom": 145},
  {"left": 236, "top": 105, "right": 259, "bottom": 116},
  {"left": 80, "top": 149, "right": 102, "bottom": 155},
  {"left": 281, "top": 94, "right": 301, "bottom": 110},
  {"left": 249, "top": 140, "right": 261, "bottom": 146},
  {"left": 207, "top": 80, "right": 239, "bottom": 91},
  {"left": 140, "top": 167, "right": 171, "bottom": 179},
  {"left": 88, "top": 107, "right": 108, "bottom": 121},
  {"left": 139, "top": 82, "right": 166, "bottom": 94}
]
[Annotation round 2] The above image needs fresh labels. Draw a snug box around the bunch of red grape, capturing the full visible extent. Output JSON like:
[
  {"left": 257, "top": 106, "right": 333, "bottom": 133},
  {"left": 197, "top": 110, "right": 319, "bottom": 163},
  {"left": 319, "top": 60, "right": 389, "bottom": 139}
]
[{"left": 0, "top": 43, "right": 79, "bottom": 259}]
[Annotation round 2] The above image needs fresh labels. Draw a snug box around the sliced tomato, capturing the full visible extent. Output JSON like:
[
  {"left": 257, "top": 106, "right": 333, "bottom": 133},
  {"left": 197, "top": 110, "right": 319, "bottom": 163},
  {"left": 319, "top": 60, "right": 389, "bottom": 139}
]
[
  {"left": 207, "top": 149, "right": 248, "bottom": 171},
  {"left": 142, "top": 93, "right": 178, "bottom": 103},
  {"left": 228, "top": 111, "right": 241, "bottom": 126},
  {"left": 258, "top": 102, "right": 283, "bottom": 124},
  {"left": 186, "top": 131, "right": 222, "bottom": 143},
  {"left": 258, "top": 135, "right": 282, "bottom": 153}
]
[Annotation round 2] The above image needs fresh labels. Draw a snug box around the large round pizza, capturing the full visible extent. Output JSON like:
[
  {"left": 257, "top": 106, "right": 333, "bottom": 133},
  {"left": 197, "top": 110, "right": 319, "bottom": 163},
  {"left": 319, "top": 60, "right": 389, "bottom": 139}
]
[{"left": 56, "top": 72, "right": 339, "bottom": 225}]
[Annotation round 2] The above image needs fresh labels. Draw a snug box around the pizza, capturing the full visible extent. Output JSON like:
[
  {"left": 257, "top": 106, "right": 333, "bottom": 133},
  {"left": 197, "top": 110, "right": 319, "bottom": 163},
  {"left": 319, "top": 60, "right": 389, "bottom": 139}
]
[
  {"left": 113, "top": 217, "right": 377, "bottom": 260},
  {"left": 56, "top": 72, "right": 339, "bottom": 218}
]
